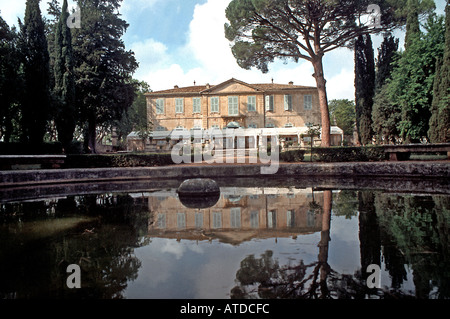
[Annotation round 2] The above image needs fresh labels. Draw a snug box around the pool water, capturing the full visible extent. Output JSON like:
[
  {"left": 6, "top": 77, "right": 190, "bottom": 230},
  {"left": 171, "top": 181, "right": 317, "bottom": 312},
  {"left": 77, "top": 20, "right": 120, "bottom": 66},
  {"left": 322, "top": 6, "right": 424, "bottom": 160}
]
[{"left": 0, "top": 185, "right": 449, "bottom": 299}]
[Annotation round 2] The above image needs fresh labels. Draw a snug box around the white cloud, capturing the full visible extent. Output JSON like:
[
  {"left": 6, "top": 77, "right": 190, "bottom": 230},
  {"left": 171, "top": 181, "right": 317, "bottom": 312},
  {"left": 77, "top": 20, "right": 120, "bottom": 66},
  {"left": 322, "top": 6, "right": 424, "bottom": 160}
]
[
  {"left": 326, "top": 68, "right": 355, "bottom": 101},
  {"left": 135, "top": 0, "right": 354, "bottom": 97},
  {"left": 0, "top": 1, "right": 26, "bottom": 27}
]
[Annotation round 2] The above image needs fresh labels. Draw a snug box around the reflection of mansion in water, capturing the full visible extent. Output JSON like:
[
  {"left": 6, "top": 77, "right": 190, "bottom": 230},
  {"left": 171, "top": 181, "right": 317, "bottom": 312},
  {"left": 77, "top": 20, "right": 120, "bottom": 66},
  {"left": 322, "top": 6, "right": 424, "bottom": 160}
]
[{"left": 144, "top": 187, "right": 327, "bottom": 245}]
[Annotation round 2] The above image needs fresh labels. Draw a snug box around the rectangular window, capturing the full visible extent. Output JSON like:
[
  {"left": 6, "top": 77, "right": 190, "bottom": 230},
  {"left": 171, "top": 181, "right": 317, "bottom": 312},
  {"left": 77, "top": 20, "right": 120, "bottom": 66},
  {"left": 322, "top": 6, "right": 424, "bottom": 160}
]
[
  {"left": 265, "top": 123, "right": 275, "bottom": 128},
  {"left": 284, "top": 95, "right": 292, "bottom": 111},
  {"left": 247, "top": 96, "right": 256, "bottom": 112},
  {"left": 307, "top": 210, "right": 316, "bottom": 227},
  {"left": 230, "top": 208, "right": 241, "bottom": 228},
  {"left": 195, "top": 212, "right": 203, "bottom": 228},
  {"left": 177, "top": 213, "right": 186, "bottom": 229},
  {"left": 228, "top": 96, "right": 239, "bottom": 116},
  {"left": 250, "top": 211, "right": 259, "bottom": 228},
  {"left": 248, "top": 123, "right": 257, "bottom": 129},
  {"left": 157, "top": 213, "right": 166, "bottom": 229},
  {"left": 287, "top": 210, "right": 295, "bottom": 228},
  {"left": 211, "top": 97, "right": 219, "bottom": 113},
  {"left": 193, "top": 97, "right": 201, "bottom": 114},
  {"left": 304, "top": 95, "right": 312, "bottom": 110},
  {"left": 265, "top": 95, "right": 274, "bottom": 112},
  {"left": 156, "top": 98, "right": 165, "bottom": 114},
  {"left": 267, "top": 210, "right": 277, "bottom": 228},
  {"left": 175, "top": 98, "right": 184, "bottom": 113},
  {"left": 213, "top": 212, "right": 222, "bottom": 229}
]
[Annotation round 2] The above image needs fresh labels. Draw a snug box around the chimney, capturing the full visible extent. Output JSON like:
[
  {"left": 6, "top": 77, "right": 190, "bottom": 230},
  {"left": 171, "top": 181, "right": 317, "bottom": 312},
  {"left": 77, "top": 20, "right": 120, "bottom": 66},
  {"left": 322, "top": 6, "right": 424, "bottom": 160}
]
[
  {"left": 289, "top": 81, "right": 294, "bottom": 85},
  {"left": 206, "top": 83, "right": 211, "bottom": 89},
  {"left": 174, "top": 85, "right": 179, "bottom": 89}
]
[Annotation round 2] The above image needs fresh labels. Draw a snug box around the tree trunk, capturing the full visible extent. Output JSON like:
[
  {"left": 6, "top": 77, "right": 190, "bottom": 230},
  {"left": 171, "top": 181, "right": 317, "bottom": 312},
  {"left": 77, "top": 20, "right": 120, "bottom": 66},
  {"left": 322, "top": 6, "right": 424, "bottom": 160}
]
[
  {"left": 319, "top": 190, "right": 332, "bottom": 296},
  {"left": 312, "top": 57, "right": 331, "bottom": 147}
]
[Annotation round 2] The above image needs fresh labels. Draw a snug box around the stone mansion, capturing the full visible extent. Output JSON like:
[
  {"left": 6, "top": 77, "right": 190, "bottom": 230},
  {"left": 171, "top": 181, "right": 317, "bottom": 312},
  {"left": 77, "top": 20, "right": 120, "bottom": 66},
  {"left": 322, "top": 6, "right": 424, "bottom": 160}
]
[{"left": 127, "top": 78, "right": 343, "bottom": 151}]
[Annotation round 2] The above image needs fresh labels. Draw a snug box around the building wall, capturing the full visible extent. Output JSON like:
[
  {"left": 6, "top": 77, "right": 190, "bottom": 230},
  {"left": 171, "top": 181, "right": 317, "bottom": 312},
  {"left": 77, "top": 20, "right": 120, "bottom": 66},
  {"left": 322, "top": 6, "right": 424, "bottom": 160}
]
[{"left": 147, "top": 81, "right": 322, "bottom": 131}]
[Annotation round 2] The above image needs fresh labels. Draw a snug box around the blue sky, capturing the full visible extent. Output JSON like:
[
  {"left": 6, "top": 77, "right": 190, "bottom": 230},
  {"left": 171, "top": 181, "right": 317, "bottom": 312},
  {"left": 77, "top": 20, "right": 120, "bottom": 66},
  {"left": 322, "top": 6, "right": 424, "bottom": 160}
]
[{"left": 0, "top": 0, "right": 447, "bottom": 100}]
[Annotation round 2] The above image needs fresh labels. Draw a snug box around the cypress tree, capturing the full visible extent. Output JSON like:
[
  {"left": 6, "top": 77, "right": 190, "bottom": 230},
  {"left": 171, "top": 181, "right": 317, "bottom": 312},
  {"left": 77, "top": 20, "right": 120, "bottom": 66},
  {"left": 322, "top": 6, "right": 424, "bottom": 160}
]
[
  {"left": 53, "top": 0, "right": 76, "bottom": 150},
  {"left": 18, "top": 0, "right": 51, "bottom": 145},
  {"left": 0, "top": 15, "right": 23, "bottom": 142},
  {"left": 405, "top": 0, "right": 421, "bottom": 49},
  {"left": 354, "top": 34, "right": 376, "bottom": 146},
  {"left": 429, "top": 1, "right": 450, "bottom": 143},
  {"left": 375, "top": 35, "right": 400, "bottom": 92},
  {"left": 372, "top": 34, "right": 400, "bottom": 144}
]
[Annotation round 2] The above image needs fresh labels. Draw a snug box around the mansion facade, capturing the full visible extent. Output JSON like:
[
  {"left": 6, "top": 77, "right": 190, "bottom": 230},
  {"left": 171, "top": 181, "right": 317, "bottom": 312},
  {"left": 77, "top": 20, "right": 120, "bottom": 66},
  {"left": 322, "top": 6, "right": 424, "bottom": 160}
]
[
  {"left": 128, "top": 78, "right": 343, "bottom": 151},
  {"left": 146, "top": 78, "right": 322, "bottom": 131}
]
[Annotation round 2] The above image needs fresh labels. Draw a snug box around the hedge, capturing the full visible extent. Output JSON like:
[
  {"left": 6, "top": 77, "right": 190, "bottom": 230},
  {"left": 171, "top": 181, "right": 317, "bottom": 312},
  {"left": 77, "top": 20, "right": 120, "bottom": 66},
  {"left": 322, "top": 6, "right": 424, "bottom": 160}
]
[
  {"left": 311, "top": 146, "right": 386, "bottom": 162},
  {"left": 279, "top": 149, "right": 306, "bottom": 162},
  {"left": 65, "top": 153, "right": 175, "bottom": 168}
]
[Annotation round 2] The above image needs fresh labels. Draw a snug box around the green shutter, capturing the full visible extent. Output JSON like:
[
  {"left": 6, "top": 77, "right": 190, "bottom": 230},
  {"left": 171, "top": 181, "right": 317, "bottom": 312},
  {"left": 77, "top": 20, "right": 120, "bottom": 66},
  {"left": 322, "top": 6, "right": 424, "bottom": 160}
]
[{"left": 284, "top": 95, "right": 292, "bottom": 111}]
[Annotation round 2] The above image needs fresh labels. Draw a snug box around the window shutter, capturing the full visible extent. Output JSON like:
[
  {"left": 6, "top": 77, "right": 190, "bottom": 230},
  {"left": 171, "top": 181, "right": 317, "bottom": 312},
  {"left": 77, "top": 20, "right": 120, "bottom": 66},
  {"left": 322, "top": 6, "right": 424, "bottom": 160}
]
[
  {"left": 265, "top": 95, "right": 274, "bottom": 111},
  {"left": 284, "top": 95, "right": 292, "bottom": 111}
]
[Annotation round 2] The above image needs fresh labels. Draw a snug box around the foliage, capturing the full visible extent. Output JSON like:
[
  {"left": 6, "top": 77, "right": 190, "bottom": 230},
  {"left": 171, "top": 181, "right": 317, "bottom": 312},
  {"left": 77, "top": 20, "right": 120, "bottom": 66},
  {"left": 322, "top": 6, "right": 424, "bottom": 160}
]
[
  {"left": 65, "top": 153, "right": 175, "bottom": 168},
  {"left": 332, "top": 190, "right": 359, "bottom": 219},
  {"left": 279, "top": 149, "right": 305, "bottom": 162},
  {"left": 17, "top": 0, "right": 52, "bottom": 144},
  {"left": 115, "top": 80, "right": 152, "bottom": 148},
  {"left": 224, "top": 0, "right": 399, "bottom": 147},
  {"left": 355, "top": 34, "right": 376, "bottom": 145},
  {"left": 52, "top": 0, "right": 76, "bottom": 149},
  {"left": 311, "top": 146, "right": 386, "bottom": 162},
  {"left": 375, "top": 193, "right": 450, "bottom": 297},
  {"left": 0, "top": 15, "right": 22, "bottom": 142},
  {"left": 329, "top": 99, "right": 356, "bottom": 136},
  {"left": 428, "top": 1, "right": 450, "bottom": 143},
  {"left": 375, "top": 34, "right": 400, "bottom": 91},
  {"left": 72, "top": 0, "right": 138, "bottom": 153},
  {"left": 384, "top": 14, "right": 445, "bottom": 143},
  {"left": 372, "top": 34, "right": 401, "bottom": 144},
  {"left": 372, "top": 84, "right": 402, "bottom": 143}
]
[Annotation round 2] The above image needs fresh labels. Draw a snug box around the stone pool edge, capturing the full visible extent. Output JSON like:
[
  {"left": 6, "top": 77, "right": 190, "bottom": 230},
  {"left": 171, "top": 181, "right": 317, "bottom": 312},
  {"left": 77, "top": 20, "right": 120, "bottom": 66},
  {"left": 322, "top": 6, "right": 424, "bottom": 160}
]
[{"left": 0, "top": 161, "right": 449, "bottom": 188}]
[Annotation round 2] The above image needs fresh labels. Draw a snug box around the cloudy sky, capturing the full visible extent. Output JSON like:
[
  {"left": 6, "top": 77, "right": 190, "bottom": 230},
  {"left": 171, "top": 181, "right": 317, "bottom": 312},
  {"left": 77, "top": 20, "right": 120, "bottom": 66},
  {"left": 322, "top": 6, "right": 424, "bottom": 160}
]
[{"left": 0, "top": 0, "right": 446, "bottom": 100}]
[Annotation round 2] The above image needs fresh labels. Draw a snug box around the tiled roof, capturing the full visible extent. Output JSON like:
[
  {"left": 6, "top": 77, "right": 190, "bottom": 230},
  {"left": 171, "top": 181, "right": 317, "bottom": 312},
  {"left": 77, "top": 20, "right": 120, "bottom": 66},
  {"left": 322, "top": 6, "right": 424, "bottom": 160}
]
[
  {"left": 146, "top": 85, "right": 210, "bottom": 95},
  {"left": 145, "top": 78, "right": 316, "bottom": 96},
  {"left": 251, "top": 83, "right": 316, "bottom": 91}
]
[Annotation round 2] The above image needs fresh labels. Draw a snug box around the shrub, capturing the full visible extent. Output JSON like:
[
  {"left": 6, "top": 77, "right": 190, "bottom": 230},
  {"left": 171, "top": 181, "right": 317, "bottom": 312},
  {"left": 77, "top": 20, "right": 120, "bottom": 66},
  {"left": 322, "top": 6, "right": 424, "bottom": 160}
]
[
  {"left": 65, "top": 153, "right": 175, "bottom": 168},
  {"left": 312, "top": 146, "right": 386, "bottom": 162},
  {"left": 279, "top": 149, "right": 306, "bottom": 162}
]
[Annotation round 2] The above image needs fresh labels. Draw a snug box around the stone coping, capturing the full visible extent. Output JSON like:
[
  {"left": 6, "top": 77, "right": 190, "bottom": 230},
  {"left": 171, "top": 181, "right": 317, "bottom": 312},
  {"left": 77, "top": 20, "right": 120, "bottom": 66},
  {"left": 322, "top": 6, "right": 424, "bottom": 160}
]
[{"left": 0, "top": 161, "right": 449, "bottom": 188}]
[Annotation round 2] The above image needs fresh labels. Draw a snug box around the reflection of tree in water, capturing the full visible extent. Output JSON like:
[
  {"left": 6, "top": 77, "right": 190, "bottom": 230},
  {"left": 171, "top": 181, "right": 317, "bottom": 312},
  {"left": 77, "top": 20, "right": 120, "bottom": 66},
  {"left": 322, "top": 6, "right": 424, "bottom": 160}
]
[
  {"left": 375, "top": 194, "right": 450, "bottom": 298},
  {"left": 231, "top": 191, "right": 450, "bottom": 299},
  {"left": 0, "top": 194, "right": 150, "bottom": 299},
  {"left": 231, "top": 250, "right": 374, "bottom": 299}
]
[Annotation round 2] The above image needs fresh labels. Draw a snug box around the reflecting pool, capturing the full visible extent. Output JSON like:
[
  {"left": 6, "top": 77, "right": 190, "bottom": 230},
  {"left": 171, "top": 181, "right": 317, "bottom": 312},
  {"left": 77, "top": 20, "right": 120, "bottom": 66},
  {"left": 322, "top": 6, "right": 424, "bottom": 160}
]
[{"left": 0, "top": 179, "right": 449, "bottom": 299}]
